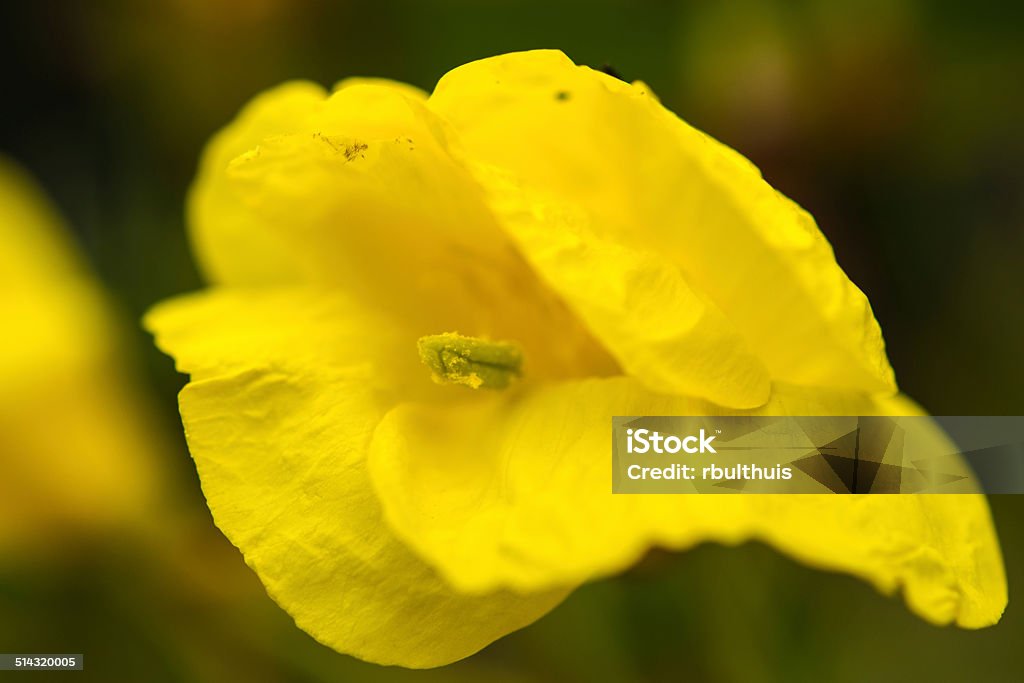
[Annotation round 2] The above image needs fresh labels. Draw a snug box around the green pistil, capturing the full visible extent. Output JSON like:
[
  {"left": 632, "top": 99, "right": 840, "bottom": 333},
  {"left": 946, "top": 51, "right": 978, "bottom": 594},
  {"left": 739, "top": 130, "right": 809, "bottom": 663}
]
[{"left": 417, "top": 333, "right": 523, "bottom": 390}]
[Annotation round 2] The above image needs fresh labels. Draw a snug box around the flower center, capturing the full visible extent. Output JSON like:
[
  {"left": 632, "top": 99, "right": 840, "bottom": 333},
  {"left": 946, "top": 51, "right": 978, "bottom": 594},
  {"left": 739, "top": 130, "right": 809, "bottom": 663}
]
[{"left": 417, "top": 332, "right": 523, "bottom": 390}]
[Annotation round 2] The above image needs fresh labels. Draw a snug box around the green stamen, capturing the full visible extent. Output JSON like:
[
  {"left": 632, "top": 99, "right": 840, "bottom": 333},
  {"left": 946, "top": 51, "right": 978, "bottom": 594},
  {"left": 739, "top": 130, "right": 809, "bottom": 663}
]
[{"left": 417, "top": 333, "right": 523, "bottom": 390}]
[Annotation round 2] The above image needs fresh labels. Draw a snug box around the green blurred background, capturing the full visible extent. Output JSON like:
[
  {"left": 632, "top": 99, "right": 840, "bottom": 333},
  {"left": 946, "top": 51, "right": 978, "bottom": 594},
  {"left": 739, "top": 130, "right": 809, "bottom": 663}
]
[{"left": 1, "top": 0, "right": 1022, "bottom": 680}]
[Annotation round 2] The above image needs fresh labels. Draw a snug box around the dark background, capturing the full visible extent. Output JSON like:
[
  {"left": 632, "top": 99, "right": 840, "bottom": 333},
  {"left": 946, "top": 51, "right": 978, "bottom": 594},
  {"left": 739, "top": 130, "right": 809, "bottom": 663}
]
[{"left": 1, "top": 1, "right": 1022, "bottom": 680}]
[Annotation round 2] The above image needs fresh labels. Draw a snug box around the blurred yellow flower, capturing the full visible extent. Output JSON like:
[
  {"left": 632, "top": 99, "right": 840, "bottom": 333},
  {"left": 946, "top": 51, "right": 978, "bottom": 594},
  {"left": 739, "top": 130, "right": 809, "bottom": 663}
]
[
  {"left": 146, "top": 50, "right": 1006, "bottom": 668},
  {"left": 0, "top": 157, "right": 162, "bottom": 551}
]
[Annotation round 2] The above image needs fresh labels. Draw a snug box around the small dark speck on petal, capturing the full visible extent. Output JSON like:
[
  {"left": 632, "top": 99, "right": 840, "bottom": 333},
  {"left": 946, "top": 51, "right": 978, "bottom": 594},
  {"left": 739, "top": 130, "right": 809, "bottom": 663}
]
[
  {"left": 555, "top": 90, "right": 571, "bottom": 101},
  {"left": 598, "top": 63, "right": 626, "bottom": 82},
  {"left": 343, "top": 142, "right": 368, "bottom": 161}
]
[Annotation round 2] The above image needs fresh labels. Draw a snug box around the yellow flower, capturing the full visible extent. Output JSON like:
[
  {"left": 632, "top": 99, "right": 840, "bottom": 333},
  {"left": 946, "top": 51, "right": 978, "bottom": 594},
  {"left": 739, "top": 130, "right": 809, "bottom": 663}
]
[
  {"left": 0, "top": 156, "right": 162, "bottom": 550},
  {"left": 146, "top": 50, "right": 1006, "bottom": 668}
]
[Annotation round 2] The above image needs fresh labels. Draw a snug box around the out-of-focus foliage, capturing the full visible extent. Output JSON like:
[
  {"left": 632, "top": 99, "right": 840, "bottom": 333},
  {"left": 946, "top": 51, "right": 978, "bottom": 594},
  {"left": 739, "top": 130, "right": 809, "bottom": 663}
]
[{"left": 0, "top": 1, "right": 1021, "bottom": 680}]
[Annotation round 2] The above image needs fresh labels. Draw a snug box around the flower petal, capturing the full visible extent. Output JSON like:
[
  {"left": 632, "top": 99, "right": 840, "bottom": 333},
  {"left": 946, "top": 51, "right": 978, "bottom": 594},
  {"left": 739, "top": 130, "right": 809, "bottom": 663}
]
[
  {"left": 190, "top": 79, "right": 614, "bottom": 382},
  {"left": 145, "top": 290, "right": 570, "bottom": 667},
  {"left": 192, "top": 77, "right": 515, "bottom": 297},
  {"left": 429, "top": 50, "right": 896, "bottom": 396},
  {"left": 190, "top": 81, "right": 326, "bottom": 286},
  {"left": 367, "top": 377, "right": 1006, "bottom": 628},
  {"left": 478, "top": 167, "right": 771, "bottom": 407}
]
